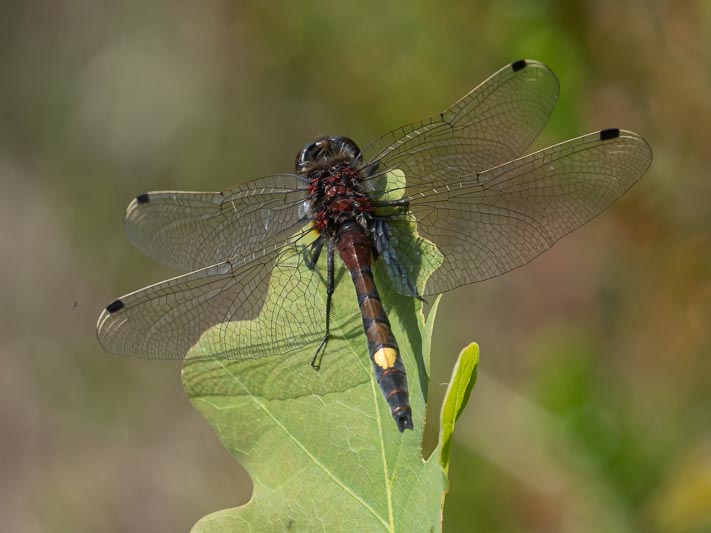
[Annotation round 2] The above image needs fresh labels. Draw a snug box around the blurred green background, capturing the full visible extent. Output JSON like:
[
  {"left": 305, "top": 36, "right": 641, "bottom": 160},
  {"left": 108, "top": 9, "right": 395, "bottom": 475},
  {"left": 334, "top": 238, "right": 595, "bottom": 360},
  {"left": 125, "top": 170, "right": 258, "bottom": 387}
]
[{"left": 1, "top": 1, "right": 710, "bottom": 532}]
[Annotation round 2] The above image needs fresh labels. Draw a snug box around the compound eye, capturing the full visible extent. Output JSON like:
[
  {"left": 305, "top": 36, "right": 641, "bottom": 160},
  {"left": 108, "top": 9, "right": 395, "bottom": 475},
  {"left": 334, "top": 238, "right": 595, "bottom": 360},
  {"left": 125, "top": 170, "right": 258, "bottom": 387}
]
[
  {"left": 310, "top": 141, "right": 326, "bottom": 159},
  {"left": 295, "top": 136, "right": 361, "bottom": 173},
  {"left": 296, "top": 142, "right": 318, "bottom": 172}
]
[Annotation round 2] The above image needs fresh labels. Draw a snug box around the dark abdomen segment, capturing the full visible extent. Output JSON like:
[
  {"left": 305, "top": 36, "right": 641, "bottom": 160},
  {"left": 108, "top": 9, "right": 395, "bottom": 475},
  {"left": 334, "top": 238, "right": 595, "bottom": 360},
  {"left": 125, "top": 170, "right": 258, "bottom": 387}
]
[{"left": 336, "top": 222, "right": 413, "bottom": 432}]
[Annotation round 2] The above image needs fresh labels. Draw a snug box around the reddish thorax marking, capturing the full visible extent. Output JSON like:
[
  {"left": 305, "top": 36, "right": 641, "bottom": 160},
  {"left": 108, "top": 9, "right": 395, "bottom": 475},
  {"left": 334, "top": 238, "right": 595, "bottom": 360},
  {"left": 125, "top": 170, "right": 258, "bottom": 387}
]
[{"left": 308, "top": 164, "right": 373, "bottom": 235}]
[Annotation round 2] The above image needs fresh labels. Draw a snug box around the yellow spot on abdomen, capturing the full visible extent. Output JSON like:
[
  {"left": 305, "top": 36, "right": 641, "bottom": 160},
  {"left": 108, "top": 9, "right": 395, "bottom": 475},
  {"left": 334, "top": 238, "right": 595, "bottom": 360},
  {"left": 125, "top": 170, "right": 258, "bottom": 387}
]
[{"left": 373, "top": 347, "right": 398, "bottom": 369}]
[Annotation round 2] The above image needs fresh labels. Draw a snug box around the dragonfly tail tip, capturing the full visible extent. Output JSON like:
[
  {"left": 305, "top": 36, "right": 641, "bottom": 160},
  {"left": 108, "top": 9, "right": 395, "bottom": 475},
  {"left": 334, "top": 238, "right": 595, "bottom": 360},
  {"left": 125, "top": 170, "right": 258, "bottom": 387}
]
[{"left": 394, "top": 411, "right": 413, "bottom": 432}]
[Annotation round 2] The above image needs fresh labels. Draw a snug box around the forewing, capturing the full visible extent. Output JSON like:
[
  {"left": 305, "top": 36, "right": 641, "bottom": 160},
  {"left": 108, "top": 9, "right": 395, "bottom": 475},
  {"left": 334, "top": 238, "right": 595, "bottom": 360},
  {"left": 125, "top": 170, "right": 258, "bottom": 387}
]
[
  {"left": 361, "top": 60, "right": 559, "bottom": 179},
  {"left": 125, "top": 174, "right": 308, "bottom": 272},
  {"left": 378, "top": 129, "right": 652, "bottom": 296},
  {"left": 96, "top": 232, "right": 329, "bottom": 360}
]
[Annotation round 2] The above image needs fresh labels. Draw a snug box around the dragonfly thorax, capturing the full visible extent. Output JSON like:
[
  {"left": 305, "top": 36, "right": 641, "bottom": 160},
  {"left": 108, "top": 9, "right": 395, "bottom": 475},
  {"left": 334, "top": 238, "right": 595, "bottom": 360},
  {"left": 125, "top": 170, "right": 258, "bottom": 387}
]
[
  {"left": 307, "top": 162, "right": 374, "bottom": 237},
  {"left": 296, "top": 136, "right": 374, "bottom": 237}
]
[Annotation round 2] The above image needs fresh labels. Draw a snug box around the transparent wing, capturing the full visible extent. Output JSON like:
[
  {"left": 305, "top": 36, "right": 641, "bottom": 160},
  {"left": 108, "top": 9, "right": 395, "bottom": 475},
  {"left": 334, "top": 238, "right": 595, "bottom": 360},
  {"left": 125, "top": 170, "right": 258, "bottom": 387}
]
[
  {"left": 361, "top": 59, "right": 559, "bottom": 177},
  {"left": 96, "top": 231, "right": 331, "bottom": 360},
  {"left": 124, "top": 174, "right": 308, "bottom": 272},
  {"left": 375, "top": 129, "right": 653, "bottom": 296},
  {"left": 124, "top": 60, "right": 556, "bottom": 274}
]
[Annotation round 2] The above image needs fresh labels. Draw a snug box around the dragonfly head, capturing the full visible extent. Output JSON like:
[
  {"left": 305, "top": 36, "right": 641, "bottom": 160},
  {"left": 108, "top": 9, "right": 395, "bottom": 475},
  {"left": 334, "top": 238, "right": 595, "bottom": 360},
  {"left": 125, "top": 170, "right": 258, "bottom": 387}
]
[{"left": 295, "top": 136, "right": 362, "bottom": 175}]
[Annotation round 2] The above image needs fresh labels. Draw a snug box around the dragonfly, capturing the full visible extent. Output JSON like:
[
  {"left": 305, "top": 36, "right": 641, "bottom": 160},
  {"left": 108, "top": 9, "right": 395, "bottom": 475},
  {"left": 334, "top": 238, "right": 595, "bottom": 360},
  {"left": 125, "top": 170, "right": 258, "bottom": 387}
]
[{"left": 96, "top": 59, "right": 652, "bottom": 432}]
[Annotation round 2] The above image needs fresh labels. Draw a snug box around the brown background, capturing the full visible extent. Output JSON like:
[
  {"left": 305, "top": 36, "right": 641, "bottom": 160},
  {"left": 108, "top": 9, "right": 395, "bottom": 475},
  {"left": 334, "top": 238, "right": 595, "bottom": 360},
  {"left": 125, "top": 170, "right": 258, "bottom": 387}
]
[{"left": 1, "top": 1, "right": 709, "bottom": 532}]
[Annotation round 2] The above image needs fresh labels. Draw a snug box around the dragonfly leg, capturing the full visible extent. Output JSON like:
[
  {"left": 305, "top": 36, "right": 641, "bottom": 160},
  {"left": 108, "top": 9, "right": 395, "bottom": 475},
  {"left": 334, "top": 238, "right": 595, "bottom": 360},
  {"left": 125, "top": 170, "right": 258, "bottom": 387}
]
[
  {"left": 311, "top": 239, "right": 334, "bottom": 370},
  {"left": 370, "top": 198, "right": 410, "bottom": 209},
  {"left": 304, "top": 237, "right": 324, "bottom": 270}
]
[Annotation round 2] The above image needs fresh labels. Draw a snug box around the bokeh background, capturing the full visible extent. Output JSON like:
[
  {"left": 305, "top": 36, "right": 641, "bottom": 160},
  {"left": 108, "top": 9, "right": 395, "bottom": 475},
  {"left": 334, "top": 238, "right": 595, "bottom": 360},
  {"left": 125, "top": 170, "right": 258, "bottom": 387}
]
[{"left": 1, "top": 1, "right": 709, "bottom": 532}]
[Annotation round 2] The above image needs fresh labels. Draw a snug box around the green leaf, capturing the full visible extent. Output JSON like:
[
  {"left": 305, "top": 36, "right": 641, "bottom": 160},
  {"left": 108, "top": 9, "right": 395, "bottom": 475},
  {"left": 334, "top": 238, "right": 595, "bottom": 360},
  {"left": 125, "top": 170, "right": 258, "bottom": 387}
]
[
  {"left": 181, "top": 168, "right": 477, "bottom": 532},
  {"left": 438, "top": 343, "right": 479, "bottom": 474}
]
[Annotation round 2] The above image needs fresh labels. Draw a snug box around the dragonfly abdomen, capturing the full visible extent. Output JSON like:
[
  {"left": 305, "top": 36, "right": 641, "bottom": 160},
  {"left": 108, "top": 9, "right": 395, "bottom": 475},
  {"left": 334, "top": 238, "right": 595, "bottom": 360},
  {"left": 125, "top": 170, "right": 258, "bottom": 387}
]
[{"left": 336, "top": 222, "right": 413, "bottom": 432}]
